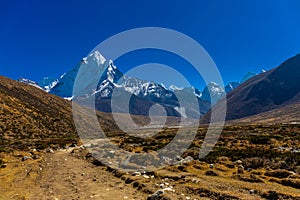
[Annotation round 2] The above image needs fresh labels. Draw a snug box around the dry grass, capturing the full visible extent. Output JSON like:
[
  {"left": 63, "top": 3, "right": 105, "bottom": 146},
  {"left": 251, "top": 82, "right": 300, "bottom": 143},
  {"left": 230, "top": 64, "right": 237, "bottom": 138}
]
[{"left": 101, "top": 123, "right": 300, "bottom": 199}]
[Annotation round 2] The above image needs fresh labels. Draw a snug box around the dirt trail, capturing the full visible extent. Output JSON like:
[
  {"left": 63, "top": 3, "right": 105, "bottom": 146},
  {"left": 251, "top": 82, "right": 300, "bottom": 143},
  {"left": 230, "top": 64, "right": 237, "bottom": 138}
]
[{"left": 0, "top": 150, "right": 147, "bottom": 200}]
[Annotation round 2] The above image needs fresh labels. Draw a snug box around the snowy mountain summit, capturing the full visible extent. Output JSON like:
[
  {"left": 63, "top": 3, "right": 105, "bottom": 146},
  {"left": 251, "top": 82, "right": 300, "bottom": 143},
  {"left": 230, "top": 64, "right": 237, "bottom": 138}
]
[
  {"left": 201, "top": 82, "right": 226, "bottom": 104},
  {"left": 49, "top": 51, "right": 176, "bottom": 101},
  {"left": 17, "top": 78, "right": 43, "bottom": 90}
]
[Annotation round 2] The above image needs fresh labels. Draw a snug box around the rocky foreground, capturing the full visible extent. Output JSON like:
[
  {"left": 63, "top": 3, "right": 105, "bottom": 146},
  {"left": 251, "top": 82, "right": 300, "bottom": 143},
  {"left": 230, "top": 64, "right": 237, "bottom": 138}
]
[{"left": 1, "top": 131, "right": 300, "bottom": 200}]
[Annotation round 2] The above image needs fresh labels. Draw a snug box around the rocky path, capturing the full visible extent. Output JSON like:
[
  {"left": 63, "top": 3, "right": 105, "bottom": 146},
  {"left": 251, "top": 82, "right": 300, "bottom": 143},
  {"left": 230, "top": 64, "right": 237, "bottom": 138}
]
[{"left": 0, "top": 149, "right": 147, "bottom": 200}]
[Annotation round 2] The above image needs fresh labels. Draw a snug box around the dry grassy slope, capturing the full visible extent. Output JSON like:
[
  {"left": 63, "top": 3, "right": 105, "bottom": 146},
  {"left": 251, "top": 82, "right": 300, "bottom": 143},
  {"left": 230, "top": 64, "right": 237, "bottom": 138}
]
[
  {"left": 228, "top": 101, "right": 300, "bottom": 124},
  {"left": 0, "top": 76, "right": 79, "bottom": 151}
]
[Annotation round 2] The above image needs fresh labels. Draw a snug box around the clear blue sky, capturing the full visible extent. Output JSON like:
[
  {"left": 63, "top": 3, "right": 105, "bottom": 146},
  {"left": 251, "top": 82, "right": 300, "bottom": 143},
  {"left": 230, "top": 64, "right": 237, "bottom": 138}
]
[{"left": 1, "top": 0, "right": 300, "bottom": 89}]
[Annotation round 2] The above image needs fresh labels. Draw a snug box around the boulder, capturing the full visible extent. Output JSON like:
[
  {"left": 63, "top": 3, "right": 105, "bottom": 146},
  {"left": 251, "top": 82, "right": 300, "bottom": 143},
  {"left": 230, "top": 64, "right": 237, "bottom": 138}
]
[{"left": 22, "top": 156, "right": 32, "bottom": 161}]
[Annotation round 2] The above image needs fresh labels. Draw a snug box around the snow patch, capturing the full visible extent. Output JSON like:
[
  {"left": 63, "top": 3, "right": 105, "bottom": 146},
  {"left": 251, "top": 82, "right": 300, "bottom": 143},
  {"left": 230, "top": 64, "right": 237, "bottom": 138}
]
[
  {"left": 174, "top": 106, "right": 187, "bottom": 118},
  {"left": 169, "top": 84, "right": 183, "bottom": 91},
  {"left": 64, "top": 96, "right": 74, "bottom": 101}
]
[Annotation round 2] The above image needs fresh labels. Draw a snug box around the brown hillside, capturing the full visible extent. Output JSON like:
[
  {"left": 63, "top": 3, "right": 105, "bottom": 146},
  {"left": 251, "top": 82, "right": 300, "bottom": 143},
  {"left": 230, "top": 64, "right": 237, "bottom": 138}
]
[
  {"left": 228, "top": 101, "right": 300, "bottom": 124},
  {"left": 0, "top": 76, "right": 78, "bottom": 151}
]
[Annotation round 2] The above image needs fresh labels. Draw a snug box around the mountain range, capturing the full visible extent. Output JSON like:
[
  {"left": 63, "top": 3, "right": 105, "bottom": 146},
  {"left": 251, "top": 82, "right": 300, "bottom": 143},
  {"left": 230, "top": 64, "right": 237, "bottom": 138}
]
[
  {"left": 5, "top": 51, "right": 300, "bottom": 125},
  {"left": 17, "top": 51, "right": 259, "bottom": 118}
]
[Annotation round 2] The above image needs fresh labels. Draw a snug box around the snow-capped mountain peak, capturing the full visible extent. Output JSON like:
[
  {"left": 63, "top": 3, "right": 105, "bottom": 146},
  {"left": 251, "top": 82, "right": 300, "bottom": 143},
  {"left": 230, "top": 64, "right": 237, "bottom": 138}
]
[
  {"left": 49, "top": 51, "right": 118, "bottom": 98},
  {"left": 169, "top": 84, "right": 183, "bottom": 91},
  {"left": 83, "top": 50, "right": 106, "bottom": 66},
  {"left": 207, "top": 82, "right": 224, "bottom": 94},
  {"left": 17, "top": 78, "right": 43, "bottom": 90},
  {"left": 201, "top": 82, "right": 225, "bottom": 104}
]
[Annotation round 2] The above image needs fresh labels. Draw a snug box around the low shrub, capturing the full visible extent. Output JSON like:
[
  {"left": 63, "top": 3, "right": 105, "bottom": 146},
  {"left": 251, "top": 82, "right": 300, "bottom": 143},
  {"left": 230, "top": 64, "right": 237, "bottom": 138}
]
[
  {"left": 243, "top": 157, "right": 265, "bottom": 169},
  {"left": 205, "top": 170, "right": 219, "bottom": 176},
  {"left": 281, "top": 178, "right": 300, "bottom": 189},
  {"left": 265, "top": 169, "right": 293, "bottom": 178}
]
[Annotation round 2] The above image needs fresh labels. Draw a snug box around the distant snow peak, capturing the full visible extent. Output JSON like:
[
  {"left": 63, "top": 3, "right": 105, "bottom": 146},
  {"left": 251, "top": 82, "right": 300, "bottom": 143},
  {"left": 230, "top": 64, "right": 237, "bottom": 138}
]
[
  {"left": 207, "top": 82, "right": 225, "bottom": 95},
  {"left": 18, "top": 78, "right": 35, "bottom": 84},
  {"left": 169, "top": 84, "right": 183, "bottom": 91},
  {"left": 87, "top": 50, "right": 106, "bottom": 65},
  {"left": 64, "top": 96, "right": 74, "bottom": 101},
  {"left": 17, "top": 78, "right": 43, "bottom": 90},
  {"left": 80, "top": 51, "right": 107, "bottom": 67},
  {"left": 201, "top": 82, "right": 225, "bottom": 104},
  {"left": 49, "top": 51, "right": 114, "bottom": 98}
]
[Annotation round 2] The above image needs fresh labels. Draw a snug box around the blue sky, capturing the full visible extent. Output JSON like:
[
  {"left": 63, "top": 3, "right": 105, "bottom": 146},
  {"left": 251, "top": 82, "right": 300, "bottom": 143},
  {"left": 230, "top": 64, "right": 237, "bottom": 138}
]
[{"left": 1, "top": 0, "right": 300, "bottom": 89}]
